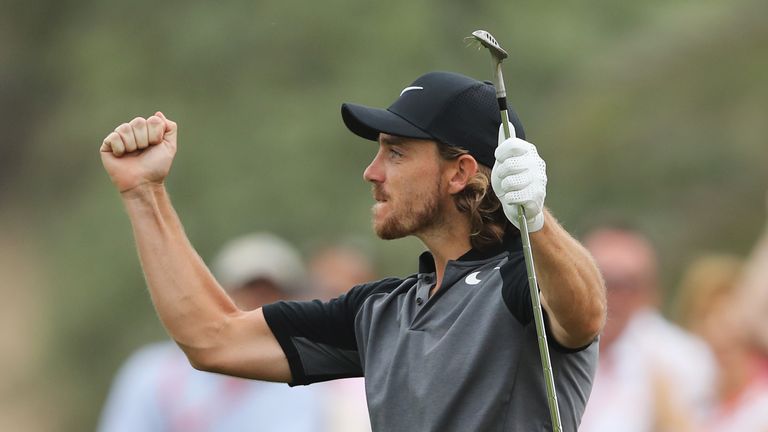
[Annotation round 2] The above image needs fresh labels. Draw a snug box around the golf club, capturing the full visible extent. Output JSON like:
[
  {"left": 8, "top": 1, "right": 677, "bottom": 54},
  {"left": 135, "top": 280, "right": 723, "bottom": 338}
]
[{"left": 469, "top": 29, "right": 563, "bottom": 432}]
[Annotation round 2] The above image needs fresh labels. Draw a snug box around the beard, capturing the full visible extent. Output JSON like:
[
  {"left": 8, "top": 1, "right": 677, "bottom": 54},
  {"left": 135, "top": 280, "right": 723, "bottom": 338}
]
[{"left": 371, "top": 180, "right": 445, "bottom": 240}]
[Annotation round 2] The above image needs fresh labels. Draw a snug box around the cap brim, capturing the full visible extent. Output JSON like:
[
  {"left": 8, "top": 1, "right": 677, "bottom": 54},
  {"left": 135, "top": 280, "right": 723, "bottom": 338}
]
[{"left": 341, "top": 103, "right": 432, "bottom": 142}]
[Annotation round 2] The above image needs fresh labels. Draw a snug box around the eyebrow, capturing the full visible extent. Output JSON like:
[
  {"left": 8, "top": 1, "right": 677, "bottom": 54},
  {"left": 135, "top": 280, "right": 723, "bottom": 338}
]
[{"left": 379, "top": 135, "right": 410, "bottom": 146}]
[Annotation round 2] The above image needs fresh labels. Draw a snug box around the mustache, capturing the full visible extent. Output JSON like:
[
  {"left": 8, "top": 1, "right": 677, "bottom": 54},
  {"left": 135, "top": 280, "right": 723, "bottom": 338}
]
[{"left": 372, "top": 185, "right": 389, "bottom": 201}]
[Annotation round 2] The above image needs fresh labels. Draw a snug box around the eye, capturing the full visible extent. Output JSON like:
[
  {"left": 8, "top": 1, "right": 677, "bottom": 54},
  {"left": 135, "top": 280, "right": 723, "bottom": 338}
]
[{"left": 388, "top": 148, "right": 404, "bottom": 159}]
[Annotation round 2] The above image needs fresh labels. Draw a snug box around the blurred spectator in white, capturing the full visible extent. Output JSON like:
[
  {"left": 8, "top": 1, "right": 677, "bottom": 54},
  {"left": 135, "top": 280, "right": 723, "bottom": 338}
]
[
  {"left": 579, "top": 225, "right": 716, "bottom": 432},
  {"left": 676, "top": 254, "right": 768, "bottom": 431},
  {"left": 308, "top": 242, "right": 375, "bottom": 432},
  {"left": 97, "top": 233, "right": 328, "bottom": 432}
]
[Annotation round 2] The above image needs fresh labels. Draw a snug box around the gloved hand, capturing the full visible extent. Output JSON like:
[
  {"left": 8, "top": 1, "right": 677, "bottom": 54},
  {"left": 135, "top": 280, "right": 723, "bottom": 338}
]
[{"left": 491, "top": 123, "right": 547, "bottom": 232}]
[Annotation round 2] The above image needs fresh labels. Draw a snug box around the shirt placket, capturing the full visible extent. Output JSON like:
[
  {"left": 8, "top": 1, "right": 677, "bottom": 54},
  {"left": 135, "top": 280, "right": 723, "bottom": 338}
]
[{"left": 415, "top": 274, "right": 434, "bottom": 307}]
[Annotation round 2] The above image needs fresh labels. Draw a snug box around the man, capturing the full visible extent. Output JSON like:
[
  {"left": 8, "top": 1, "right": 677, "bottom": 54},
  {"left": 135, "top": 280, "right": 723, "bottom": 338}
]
[
  {"left": 97, "top": 233, "right": 328, "bottom": 432},
  {"left": 99, "top": 71, "right": 606, "bottom": 431},
  {"left": 735, "top": 191, "right": 768, "bottom": 357},
  {"left": 578, "top": 225, "right": 716, "bottom": 432},
  {"left": 677, "top": 254, "right": 768, "bottom": 432}
]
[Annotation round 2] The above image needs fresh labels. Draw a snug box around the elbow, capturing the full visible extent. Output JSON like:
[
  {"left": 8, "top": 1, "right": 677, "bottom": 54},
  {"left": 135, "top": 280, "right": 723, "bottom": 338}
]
[
  {"left": 178, "top": 343, "right": 224, "bottom": 373},
  {"left": 565, "top": 318, "right": 604, "bottom": 349},
  {"left": 184, "top": 343, "right": 245, "bottom": 376},
  {"left": 594, "top": 281, "right": 608, "bottom": 337},
  {"left": 564, "top": 296, "right": 607, "bottom": 348},
  {"left": 176, "top": 315, "right": 237, "bottom": 373},
  {"left": 582, "top": 294, "right": 608, "bottom": 343},
  {"left": 576, "top": 271, "right": 608, "bottom": 343},
  {"left": 186, "top": 347, "right": 217, "bottom": 372},
  {"left": 583, "top": 309, "right": 606, "bottom": 343}
]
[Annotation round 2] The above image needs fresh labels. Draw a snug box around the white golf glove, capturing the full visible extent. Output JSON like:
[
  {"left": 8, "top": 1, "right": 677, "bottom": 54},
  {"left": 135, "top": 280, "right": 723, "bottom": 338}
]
[{"left": 491, "top": 123, "right": 547, "bottom": 232}]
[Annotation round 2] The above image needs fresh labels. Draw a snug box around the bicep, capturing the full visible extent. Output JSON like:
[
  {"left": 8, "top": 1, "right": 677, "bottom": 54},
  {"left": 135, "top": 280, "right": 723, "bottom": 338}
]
[
  {"left": 199, "top": 284, "right": 381, "bottom": 385},
  {"left": 261, "top": 299, "right": 364, "bottom": 385}
]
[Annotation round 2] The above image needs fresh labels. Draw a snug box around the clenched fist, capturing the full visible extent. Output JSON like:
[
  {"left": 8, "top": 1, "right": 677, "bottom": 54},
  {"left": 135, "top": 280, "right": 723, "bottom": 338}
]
[{"left": 100, "top": 112, "right": 177, "bottom": 193}]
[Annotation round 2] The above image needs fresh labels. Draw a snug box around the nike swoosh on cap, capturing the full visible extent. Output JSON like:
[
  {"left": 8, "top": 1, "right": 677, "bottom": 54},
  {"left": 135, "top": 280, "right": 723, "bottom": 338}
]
[{"left": 399, "top": 86, "right": 424, "bottom": 96}]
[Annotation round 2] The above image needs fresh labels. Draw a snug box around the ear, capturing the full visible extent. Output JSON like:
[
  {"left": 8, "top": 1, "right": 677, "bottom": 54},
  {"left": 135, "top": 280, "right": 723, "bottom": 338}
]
[{"left": 446, "top": 154, "right": 478, "bottom": 195}]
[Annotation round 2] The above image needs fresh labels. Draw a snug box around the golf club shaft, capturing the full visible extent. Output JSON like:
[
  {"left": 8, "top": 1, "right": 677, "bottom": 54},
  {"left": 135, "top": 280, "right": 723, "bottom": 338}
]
[
  {"left": 496, "top": 67, "right": 563, "bottom": 432},
  {"left": 493, "top": 63, "right": 513, "bottom": 140}
]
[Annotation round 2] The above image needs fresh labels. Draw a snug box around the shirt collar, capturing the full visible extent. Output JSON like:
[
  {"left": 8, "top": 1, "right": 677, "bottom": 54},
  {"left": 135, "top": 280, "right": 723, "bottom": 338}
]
[{"left": 417, "top": 230, "right": 521, "bottom": 274}]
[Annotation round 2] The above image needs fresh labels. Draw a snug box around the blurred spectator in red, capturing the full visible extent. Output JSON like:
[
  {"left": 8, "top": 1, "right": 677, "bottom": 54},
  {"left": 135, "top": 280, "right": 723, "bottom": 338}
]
[
  {"left": 676, "top": 253, "right": 768, "bottom": 431},
  {"left": 579, "top": 225, "right": 716, "bottom": 432},
  {"left": 98, "top": 233, "right": 328, "bottom": 432},
  {"left": 307, "top": 242, "right": 376, "bottom": 432}
]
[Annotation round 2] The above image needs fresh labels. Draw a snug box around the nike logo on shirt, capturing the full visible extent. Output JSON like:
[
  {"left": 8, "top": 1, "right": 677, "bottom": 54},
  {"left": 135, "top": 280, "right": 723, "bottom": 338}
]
[{"left": 465, "top": 271, "right": 482, "bottom": 285}]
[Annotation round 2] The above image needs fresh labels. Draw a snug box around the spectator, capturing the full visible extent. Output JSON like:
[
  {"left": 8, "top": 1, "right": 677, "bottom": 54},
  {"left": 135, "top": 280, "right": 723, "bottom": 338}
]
[
  {"left": 579, "top": 225, "right": 716, "bottom": 432},
  {"left": 308, "top": 242, "right": 376, "bottom": 432},
  {"left": 735, "top": 193, "right": 768, "bottom": 358},
  {"left": 97, "top": 233, "right": 327, "bottom": 432},
  {"left": 309, "top": 243, "right": 375, "bottom": 302},
  {"left": 677, "top": 254, "right": 768, "bottom": 431}
]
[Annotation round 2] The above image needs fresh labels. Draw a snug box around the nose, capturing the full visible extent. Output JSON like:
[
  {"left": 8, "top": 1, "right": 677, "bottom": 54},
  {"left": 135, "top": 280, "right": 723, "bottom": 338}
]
[{"left": 363, "top": 149, "right": 385, "bottom": 183}]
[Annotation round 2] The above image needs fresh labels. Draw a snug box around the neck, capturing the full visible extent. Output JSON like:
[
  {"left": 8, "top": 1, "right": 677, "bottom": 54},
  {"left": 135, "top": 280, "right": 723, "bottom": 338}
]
[{"left": 416, "top": 210, "right": 473, "bottom": 290}]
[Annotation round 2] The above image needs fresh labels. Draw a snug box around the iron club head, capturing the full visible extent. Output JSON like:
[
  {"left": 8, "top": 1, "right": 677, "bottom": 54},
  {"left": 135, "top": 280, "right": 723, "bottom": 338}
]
[{"left": 470, "top": 30, "right": 508, "bottom": 61}]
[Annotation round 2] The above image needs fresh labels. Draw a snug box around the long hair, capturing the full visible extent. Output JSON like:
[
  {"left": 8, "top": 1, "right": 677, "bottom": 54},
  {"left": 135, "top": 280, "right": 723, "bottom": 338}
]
[{"left": 436, "top": 142, "right": 513, "bottom": 250}]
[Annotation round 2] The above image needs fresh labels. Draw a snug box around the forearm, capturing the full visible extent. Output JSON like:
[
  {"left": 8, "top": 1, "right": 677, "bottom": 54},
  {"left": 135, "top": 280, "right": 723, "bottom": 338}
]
[
  {"left": 530, "top": 210, "right": 606, "bottom": 347},
  {"left": 121, "top": 183, "right": 239, "bottom": 354}
]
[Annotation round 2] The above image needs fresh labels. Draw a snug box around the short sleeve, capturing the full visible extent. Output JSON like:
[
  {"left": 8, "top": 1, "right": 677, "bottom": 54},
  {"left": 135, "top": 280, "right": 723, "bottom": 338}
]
[
  {"left": 263, "top": 278, "right": 403, "bottom": 386},
  {"left": 501, "top": 251, "right": 533, "bottom": 325},
  {"left": 501, "top": 252, "right": 595, "bottom": 353}
]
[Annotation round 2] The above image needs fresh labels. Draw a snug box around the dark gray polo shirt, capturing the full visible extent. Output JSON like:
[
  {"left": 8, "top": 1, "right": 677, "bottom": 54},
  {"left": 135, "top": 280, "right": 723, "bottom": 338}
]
[{"left": 263, "top": 234, "right": 598, "bottom": 431}]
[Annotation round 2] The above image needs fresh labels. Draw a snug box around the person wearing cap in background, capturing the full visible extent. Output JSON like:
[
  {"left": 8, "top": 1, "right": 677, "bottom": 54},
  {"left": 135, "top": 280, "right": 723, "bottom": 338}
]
[
  {"left": 99, "top": 71, "right": 606, "bottom": 431},
  {"left": 308, "top": 242, "right": 377, "bottom": 432},
  {"left": 97, "top": 233, "right": 328, "bottom": 432}
]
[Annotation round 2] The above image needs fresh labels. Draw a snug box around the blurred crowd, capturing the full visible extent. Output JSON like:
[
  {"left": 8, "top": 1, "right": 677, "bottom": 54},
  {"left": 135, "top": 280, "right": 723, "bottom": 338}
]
[
  {"left": 98, "top": 234, "right": 375, "bottom": 432},
  {"left": 580, "top": 216, "right": 768, "bottom": 431},
  {"left": 97, "top": 203, "right": 768, "bottom": 431}
]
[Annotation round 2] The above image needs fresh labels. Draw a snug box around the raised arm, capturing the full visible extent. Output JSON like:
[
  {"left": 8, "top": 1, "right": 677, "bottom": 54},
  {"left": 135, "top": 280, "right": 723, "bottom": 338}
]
[
  {"left": 100, "top": 113, "right": 290, "bottom": 381},
  {"left": 531, "top": 210, "right": 607, "bottom": 348},
  {"left": 491, "top": 129, "right": 606, "bottom": 349}
]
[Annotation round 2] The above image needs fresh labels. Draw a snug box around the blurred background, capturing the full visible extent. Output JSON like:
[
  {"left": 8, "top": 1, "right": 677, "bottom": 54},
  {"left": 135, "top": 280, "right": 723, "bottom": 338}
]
[{"left": 1, "top": 0, "right": 766, "bottom": 430}]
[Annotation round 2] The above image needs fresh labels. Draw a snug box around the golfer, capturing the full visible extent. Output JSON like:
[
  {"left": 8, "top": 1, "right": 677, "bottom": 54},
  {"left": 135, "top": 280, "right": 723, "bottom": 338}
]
[{"left": 100, "top": 71, "right": 606, "bottom": 431}]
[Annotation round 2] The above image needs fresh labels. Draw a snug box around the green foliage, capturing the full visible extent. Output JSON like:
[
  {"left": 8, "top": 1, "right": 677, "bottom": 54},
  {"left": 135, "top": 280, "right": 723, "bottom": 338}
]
[{"left": 2, "top": 0, "right": 766, "bottom": 429}]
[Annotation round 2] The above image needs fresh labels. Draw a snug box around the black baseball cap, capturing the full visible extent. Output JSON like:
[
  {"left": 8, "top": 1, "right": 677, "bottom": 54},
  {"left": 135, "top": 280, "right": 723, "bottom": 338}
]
[{"left": 341, "top": 71, "right": 525, "bottom": 168}]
